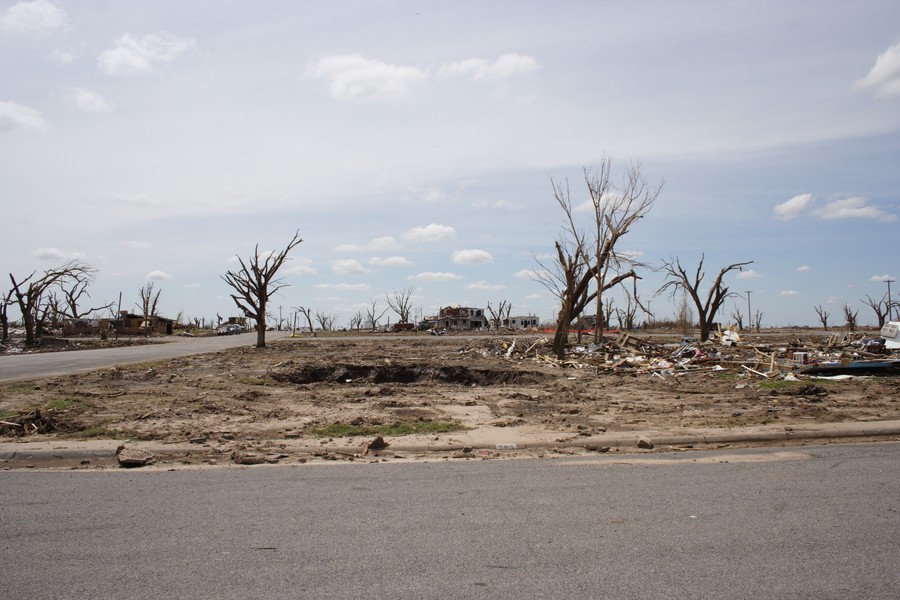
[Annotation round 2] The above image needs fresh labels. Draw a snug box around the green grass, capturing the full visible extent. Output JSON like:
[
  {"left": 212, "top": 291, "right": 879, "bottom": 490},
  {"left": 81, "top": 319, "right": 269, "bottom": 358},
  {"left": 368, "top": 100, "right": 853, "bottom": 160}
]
[
  {"left": 310, "top": 420, "right": 463, "bottom": 438},
  {"left": 44, "top": 397, "right": 89, "bottom": 411},
  {"left": 5, "top": 382, "right": 40, "bottom": 393}
]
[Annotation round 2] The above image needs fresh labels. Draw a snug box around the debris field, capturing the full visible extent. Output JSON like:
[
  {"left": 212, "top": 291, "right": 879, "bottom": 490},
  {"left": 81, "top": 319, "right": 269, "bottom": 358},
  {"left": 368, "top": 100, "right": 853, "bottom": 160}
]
[{"left": 1, "top": 329, "right": 898, "bottom": 468}]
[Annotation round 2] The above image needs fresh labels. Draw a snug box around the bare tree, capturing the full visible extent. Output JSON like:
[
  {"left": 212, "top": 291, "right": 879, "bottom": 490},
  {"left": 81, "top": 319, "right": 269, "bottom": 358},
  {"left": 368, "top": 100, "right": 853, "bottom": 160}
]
[
  {"left": 675, "top": 293, "right": 694, "bottom": 336},
  {"left": 535, "top": 161, "right": 661, "bottom": 358},
  {"left": 137, "top": 282, "right": 162, "bottom": 336},
  {"left": 813, "top": 305, "right": 830, "bottom": 330},
  {"left": 365, "top": 298, "right": 389, "bottom": 332},
  {"left": 730, "top": 304, "right": 745, "bottom": 331},
  {"left": 657, "top": 255, "right": 754, "bottom": 342},
  {"left": 314, "top": 310, "right": 335, "bottom": 331},
  {"left": 862, "top": 294, "right": 891, "bottom": 328},
  {"left": 1, "top": 289, "right": 11, "bottom": 342},
  {"left": 753, "top": 309, "right": 764, "bottom": 333},
  {"left": 54, "top": 265, "right": 111, "bottom": 319},
  {"left": 9, "top": 260, "right": 95, "bottom": 345},
  {"left": 842, "top": 303, "right": 859, "bottom": 331},
  {"left": 386, "top": 287, "right": 415, "bottom": 324},
  {"left": 348, "top": 311, "right": 364, "bottom": 331},
  {"left": 222, "top": 230, "right": 303, "bottom": 348},
  {"left": 295, "top": 306, "right": 316, "bottom": 337},
  {"left": 486, "top": 300, "right": 512, "bottom": 329}
]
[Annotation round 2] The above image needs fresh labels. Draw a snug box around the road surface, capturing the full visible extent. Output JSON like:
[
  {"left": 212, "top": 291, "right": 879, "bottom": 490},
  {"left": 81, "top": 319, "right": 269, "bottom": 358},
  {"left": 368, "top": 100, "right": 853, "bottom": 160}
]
[
  {"left": 1, "top": 442, "right": 897, "bottom": 599},
  {"left": 0, "top": 331, "right": 291, "bottom": 383}
]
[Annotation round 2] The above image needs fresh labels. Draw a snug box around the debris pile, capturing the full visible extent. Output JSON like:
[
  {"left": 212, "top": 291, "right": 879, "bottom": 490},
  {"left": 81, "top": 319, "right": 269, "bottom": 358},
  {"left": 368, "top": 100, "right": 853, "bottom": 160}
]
[{"left": 467, "top": 326, "right": 900, "bottom": 380}]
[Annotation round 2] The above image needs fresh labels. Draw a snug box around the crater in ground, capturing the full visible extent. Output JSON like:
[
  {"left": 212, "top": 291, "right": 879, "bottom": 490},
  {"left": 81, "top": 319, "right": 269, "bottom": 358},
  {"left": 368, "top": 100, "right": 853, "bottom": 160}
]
[{"left": 269, "top": 364, "right": 546, "bottom": 386}]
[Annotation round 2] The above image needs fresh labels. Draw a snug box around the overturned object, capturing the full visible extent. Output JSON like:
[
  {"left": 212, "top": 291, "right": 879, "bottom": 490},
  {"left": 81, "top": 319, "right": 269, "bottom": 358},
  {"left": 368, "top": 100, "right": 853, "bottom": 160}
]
[{"left": 881, "top": 321, "right": 900, "bottom": 350}]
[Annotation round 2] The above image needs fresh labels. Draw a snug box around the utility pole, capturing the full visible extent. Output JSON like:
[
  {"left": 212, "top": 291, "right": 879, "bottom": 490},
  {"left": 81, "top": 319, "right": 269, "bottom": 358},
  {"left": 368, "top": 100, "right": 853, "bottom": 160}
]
[
  {"left": 278, "top": 305, "right": 282, "bottom": 331},
  {"left": 745, "top": 291, "right": 752, "bottom": 330},
  {"left": 886, "top": 278, "right": 896, "bottom": 320}
]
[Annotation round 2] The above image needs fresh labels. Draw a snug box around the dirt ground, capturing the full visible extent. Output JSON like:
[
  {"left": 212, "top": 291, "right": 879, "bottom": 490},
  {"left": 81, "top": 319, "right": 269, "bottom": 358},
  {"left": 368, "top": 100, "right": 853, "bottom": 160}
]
[{"left": 1, "top": 331, "right": 898, "bottom": 468}]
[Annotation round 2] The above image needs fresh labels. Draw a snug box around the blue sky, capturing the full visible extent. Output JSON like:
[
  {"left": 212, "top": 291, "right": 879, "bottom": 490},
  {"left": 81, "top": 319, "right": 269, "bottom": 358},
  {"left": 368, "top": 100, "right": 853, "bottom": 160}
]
[{"left": 2, "top": 0, "right": 898, "bottom": 328}]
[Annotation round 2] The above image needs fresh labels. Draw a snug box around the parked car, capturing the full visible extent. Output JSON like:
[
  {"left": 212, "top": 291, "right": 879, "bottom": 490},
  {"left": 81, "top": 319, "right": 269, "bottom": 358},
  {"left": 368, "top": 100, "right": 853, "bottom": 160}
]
[{"left": 216, "top": 324, "right": 245, "bottom": 335}]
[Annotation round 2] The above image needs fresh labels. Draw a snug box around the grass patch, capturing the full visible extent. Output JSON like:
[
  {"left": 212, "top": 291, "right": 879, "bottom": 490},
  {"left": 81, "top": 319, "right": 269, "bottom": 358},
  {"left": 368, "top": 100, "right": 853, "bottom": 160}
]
[
  {"left": 44, "top": 397, "right": 88, "bottom": 411},
  {"left": 5, "top": 382, "right": 40, "bottom": 393},
  {"left": 78, "top": 426, "right": 125, "bottom": 438},
  {"left": 310, "top": 420, "right": 462, "bottom": 438}
]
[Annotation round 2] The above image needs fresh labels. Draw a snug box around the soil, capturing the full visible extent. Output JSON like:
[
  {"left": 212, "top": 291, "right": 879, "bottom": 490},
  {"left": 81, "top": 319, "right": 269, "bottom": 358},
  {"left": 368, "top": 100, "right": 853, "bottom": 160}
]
[{"left": 1, "top": 332, "right": 898, "bottom": 468}]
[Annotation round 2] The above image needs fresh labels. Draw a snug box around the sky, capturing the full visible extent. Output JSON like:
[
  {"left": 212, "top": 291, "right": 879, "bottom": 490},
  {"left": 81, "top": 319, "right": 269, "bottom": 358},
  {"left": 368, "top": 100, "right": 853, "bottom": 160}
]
[{"left": 2, "top": 0, "right": 899, "bottom": 329}]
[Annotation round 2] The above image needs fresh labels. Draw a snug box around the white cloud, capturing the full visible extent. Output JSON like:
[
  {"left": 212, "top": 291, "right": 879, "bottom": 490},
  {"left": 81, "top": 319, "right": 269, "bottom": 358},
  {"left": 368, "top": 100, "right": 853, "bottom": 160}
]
[
  {"left": 774, "top": 193, "right": 813, "bottom": 220},
  {"left": 408, "top": 272, "right": 463, "bottom": 282},
  {"left": 513, "top": 268, "right": 541, "bottom": 279},
  {"left": 421, "top": 188, "right": 446, "bottom": 203},
  {"left": 853, "top": 41, "right": 900, "bottom": 98},
  {"left": 146, "top": 270, "right": 171, "bottom": 281},
  {"left": 404, "top": 223, "right": 456, "bottom": 242},
  {"left": 812, "top": 197, "right": 896, "bottom": 222},
  {"left": 98, "top": 32, "right": 195, "bottom": 77},
  {"left": 438, "top": 53, "right": 539, "bottom": 80},
  {"left": 0, "top": 101, "right": 48, "bottom": 133},
  {"left": 315, "top": 283, "right": 371, "bottom": 291},
  {"left": 736, "top": 269, "right": 762, "bottom": 280},
  {"left": 71, "top": 88, "right": 115, "bottom": 113},
  {"left": 620, "top": 250, "right": 644, "bottom": 260},
  {"left": 779, "top": 290, "right": 799, "bottom": 297},
  {"left": 306, "top": 54, "right": 428, "bottom": 102},
  {"left": 31, "top": 247, "right": 85, "bottom": 261},
  {"left": 826, "top": 296, "right": 840, "bottom": 304},
  {"left": 870, "top": 274, "right": 896, "bottom": 282},
  {"left": 370, "top": 256, "right": 412, "bottom": 267},
  {"left": 283, "top": 264, "right": 316, "bottom": 276},
  {"left": 0, "top": 0, "right": 67, "bottom": 34},
  {"left": 50, "top": 49, "right": 77, "bottom": 65},
  {"left": 452, "top": 249, "right": 494, "bottom": 265},
  {"left": 467, "top": 280, "right": 506, "bottom": 291},
  {"left": 332, "top": 259, "right": 372, "bottom": 276},
  {"left": 368, "top": 236, "right": 401, "bottom": 251},
  {"left": 796, "top": 265, "right": 811, "bottom": 272},
  {"left": 471, "top": 199, "right": 525, "bottom": 211}
]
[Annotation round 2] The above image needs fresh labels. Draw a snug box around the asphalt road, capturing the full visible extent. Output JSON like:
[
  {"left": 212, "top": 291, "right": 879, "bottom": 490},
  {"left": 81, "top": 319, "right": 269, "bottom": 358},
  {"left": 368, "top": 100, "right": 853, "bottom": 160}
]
[
  {"left": 1, "top": 442, "right": 897, "bottom": 599},
  {"left": 0, "top": 331, "right": 292, "bottom": 382}
]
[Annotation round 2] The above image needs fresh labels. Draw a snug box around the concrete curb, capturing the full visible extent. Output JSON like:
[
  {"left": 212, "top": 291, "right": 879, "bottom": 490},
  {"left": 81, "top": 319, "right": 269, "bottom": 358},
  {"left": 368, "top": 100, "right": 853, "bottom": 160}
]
[{"left": 3, "top": 421, "right": 899, "bottom": 466}]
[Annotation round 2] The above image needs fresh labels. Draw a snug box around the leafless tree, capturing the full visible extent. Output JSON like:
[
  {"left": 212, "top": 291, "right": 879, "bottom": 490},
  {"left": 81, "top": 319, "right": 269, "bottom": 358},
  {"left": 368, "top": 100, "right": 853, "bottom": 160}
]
[
  {"left": 365, "top": 298, "right": 389, "bottom": 332},
  {"left": 753, "top": 309, "right": 764, "bottom": 333},
  {"left": 1, "top": 289, "right": 12, "bottom": 342},
  {"left": 294, "top": 306, "right": 316, "bottom": 336},
  {"left": 730, "top": 304, "right": 745, "bottom": 331},
  {"left": 657, "top": 255, "right": 754, "bottom": 342},
  {"left": 54, "top": 265, "right": 111, "bottom": 319},
  {"left": 535, "top": 160, "right": 661, "bottom": 358},
  {"left": 9, "top": 260, "right": 95, "bottom": 345},
  {"left": 386, "top": 287, "right": 415, "bottom": 324},
  {"left": 842, "top": 303, "right": 859, "bottom": 331},
  {"left": 862, "top": 294, "right": 891, "bottom": 328},
  {"left": 137, "top": 282, "right": 162, "bottom": 336},
  {"left": 675, "top": 293, "right": 694, "bottom": 336},
  {"left": 314, "top": 310, "right": 335, "bottom": 331},
  {"left": 348, "top": 311, "right": 364, "bottom": 331},
  {"left": 813, "top": 305, "right": 830, "bottom": 330},
  {"left": 222, "top": 230, "right": 303, "bottom": 348},
  {"left": 486, "top": 300, "right": 512, "bottom": 329}
]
